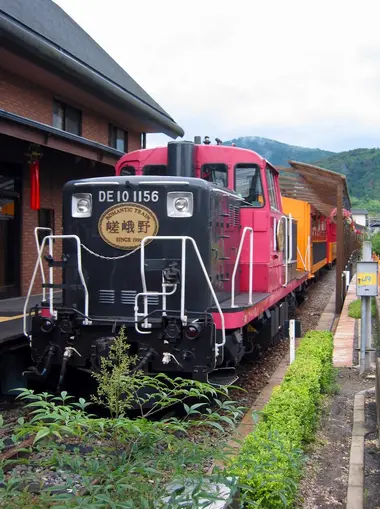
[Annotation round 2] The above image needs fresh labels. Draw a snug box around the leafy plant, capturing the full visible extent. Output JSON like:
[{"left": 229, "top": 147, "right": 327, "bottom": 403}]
[
  {"left": 227, "top": 330, "right": 335, "bottom": 508},
  {"left": 348, "top": 297, "right": 376, "bottom": 319}
]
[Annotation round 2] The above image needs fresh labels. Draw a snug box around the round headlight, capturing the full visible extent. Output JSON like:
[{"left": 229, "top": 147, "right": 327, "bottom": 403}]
[
  {"left": 77, "top": 198, "right": 90, "bottom": 213},
  {"left": 174, "top": 197, "right": 189, "bottom": 212}
]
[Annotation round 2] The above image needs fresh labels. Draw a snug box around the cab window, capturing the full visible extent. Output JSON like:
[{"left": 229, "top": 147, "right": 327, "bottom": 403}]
[
  {"left": 143, "top": 165, "right": 167, "bottom": 176},
  {"left": 201, "top": 163, "right": 228, "bottom": 188},
  {"left": 266, "top": 166, "right": 280, "bottom": 210},
  {"left": 120, "top": 165, "right": 136, "bottom": 176},
  {"left": 235, "top": 164, "right": 264, "bottom": 207}
]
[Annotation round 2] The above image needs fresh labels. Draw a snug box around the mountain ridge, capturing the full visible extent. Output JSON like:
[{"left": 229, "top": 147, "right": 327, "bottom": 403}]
[{"left": 223, "top": 136, "right": 380, "bottom": 213}]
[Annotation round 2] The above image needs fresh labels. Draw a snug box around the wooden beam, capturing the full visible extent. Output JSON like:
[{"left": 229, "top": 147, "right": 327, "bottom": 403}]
[{"left": 336, "top": 183, "right": 344, "bottom": 314}]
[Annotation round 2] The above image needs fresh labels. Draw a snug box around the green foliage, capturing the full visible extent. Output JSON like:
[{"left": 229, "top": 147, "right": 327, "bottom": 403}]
[
  {"left": 313, "top": 148, "right": 380, "bottom": 206},
  {"left": 370, "top": 232, "right": 380, "bottom": 256},
  {"left": 348, "top": 298, "right": 376, "bottom": 319},
  {"left": 0, "top": 382, "right": 245, "bottom": 508},
  {"left": 0, "top": 327, "right": 247, "bottom": 508},
  {"left": 227, "top": 330, "right": 335, "bottom": 508}
]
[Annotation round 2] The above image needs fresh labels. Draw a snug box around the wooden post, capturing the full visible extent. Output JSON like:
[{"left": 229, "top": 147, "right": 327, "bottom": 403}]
[{"left": 336, "top": 183, "right": 344, "bottom": 314}]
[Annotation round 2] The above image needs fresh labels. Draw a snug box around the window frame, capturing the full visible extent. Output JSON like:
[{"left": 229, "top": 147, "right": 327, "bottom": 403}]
[
  {"left": 37, "top": 208, "right": 55, "bottom": 245},
  {"left": 200, "top": 163, "right": 228, "bottom": 188},
  {"left": 233, "top": 162, "right": 265, "bottom": 208},
  {"left": 142, "top": 165, "right": 167, "bottom": 176},
  {"left": 108, "top": 123, "right": 128, "bottom": 152},
  {"left": 120, "top": 165, "right": 136, "bottom": 176},
  {"left": 265, "top": 165, "right": 280, "bottom": 211},
  {"left": 53, "top": 99, "right": 82, "bottom": 136}
]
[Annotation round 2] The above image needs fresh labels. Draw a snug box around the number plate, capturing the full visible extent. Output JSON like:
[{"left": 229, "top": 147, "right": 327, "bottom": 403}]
[{"left": 98, "top": 190, "right": 159, "bottom": 204}]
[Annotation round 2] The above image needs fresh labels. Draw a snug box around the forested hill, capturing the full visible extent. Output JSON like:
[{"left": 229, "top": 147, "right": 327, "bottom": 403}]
[
  {"left": 224, "top": 136, "right": 380, "bottom": 212},
  {"left": 223, "top": 136, "right": 335, "bottom": 166},
  {"left": 312, "top": 148, "right": 380, "bottom": 212}
]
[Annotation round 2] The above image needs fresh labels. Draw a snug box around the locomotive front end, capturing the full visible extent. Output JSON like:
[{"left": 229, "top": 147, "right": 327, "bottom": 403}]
[{"left": 26, "top": 141, "right": 239, "bottom": 386}]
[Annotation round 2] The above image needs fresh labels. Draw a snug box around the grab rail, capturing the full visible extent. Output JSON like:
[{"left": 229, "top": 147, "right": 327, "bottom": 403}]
[
  {"left": 137, "top": 235, "right": 226, "bottom": 359},
  {"left": 231, "top": 227, "right": 254, "bottom": 308},
  {"left": 23, "top": 234, "right": 90, "bottom": 341}
]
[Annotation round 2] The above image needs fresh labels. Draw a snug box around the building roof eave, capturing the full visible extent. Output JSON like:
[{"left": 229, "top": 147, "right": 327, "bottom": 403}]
[
  {"left": 0, "top": 13, "right": 185, "bottom": 139},
  {"left": 0, "top": 108, "right": 125, "bottom": 161}
]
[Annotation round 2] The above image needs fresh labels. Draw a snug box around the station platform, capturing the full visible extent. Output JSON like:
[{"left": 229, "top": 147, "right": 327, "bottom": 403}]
[{"left": 333, "top": 275, "right": 357, "bottom": 367}]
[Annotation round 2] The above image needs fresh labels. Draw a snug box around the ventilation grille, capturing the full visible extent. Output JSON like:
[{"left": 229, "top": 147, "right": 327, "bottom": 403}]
[
  {"left": 229, "top": 205, "right": 240, "bottom": 227},
  {"left": 121, "top": 290, "right": 160, "bottom": 306},
  {"left": 98, "top": 290, "right": 115, "bottom": 304}
]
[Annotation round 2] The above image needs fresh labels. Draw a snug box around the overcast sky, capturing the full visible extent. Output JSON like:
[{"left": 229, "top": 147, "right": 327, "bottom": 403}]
[{"left": 55, "top": 0, "right": 380, "bottom": 153}]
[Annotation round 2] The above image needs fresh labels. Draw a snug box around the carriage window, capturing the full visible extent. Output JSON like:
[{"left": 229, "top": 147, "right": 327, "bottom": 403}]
[
  {"left": 201, "top": 164, "right": 228, "bottom": 187},
  {"left": 143, "top": 165, "right": 167, "bottom": 176},
  {"left": 266, "top": 166, "right": 280, "bottom": 210},
  {"left": 120, "top": 165, "right": 136, "bottom": 176},
  {"left": 235, "top": 164, "right": 264, "bottom": 207}
]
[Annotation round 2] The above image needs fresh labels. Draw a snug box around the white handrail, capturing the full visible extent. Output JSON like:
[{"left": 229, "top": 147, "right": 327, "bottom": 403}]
[
  {"left": 34, "top": 227, "right": 52, "bottom": 302},
  {"left": 231, "top": 227, "right": 254, "bottom": 308},
  {"left": 307, "top": 235, "right": 311, "bottom": 272},
  {"left": 23, "top": 235, "right": 90, "bottom": 341},
  {"left": 277, "top": 215, "right": 289, "bottom": 287},
  {"left": 288, "top": 214, "right": 293, "bottom": 263},
  {"left": 139, "top": 235, "right": 226, "bottom": 358}
]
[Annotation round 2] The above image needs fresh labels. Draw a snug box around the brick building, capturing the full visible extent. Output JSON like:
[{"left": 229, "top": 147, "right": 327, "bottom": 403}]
[{"left": 0, "top": 0, "right": 184, "bottom": 300}]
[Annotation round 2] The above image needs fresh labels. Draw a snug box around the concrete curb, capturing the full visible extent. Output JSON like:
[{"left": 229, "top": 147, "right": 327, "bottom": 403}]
[{"left": 346, "top": 393, "right": 365, "bottom": 509}]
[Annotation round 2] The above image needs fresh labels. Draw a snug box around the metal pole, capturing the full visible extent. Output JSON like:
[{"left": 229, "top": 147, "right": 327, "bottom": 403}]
[
  {"left": 360, "top": 241, "right": 372, "bottom": 374},
  {"left": 336, "top": 184, "right": 344, "bottom": 314},
  {"left": 289, "top": 319, "right": 295, "bottom": 364}
]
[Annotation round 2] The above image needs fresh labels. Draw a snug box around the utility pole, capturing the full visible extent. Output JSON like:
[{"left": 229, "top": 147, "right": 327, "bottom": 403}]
[{"left": 357, "top": 241, "right": 378, "bottom": 374}]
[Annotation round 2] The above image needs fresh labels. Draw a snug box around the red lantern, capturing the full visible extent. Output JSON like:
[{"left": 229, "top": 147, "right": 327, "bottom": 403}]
[{"left": 30, "top": 159, "right": 40, "bottom": 210}]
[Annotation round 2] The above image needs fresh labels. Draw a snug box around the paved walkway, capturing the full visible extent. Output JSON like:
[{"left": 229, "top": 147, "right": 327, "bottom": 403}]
[
  {"left": 333, "top": 276, "right": 357, "bottom": 367},
  {"left": 316, "top": 289, "right": 336, "bottom": 332}
]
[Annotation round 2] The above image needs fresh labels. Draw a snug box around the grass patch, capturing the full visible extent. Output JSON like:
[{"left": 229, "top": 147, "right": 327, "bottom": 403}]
[
  {"left": 348, "top": 297, "right": 376, "bottom": 319},
  {"left": 227, "top": 330, "right": 335, "bottom": 508}
]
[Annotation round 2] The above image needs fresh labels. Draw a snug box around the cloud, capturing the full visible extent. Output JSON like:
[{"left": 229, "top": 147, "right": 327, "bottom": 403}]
[{"left": 54, "top": 0, "right": 380, "bottom": 151}]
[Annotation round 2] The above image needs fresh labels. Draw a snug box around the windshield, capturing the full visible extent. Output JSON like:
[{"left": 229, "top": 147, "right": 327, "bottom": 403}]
[{"left": 201, "top": 163, "right": 228, "bottom": 188}]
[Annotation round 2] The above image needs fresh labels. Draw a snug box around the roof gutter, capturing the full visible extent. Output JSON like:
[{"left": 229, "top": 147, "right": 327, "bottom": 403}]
[{"left": 0, "top": 13, "right": 185, "bottom": 139}]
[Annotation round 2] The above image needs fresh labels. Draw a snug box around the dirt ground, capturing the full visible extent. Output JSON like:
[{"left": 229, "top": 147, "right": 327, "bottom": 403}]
[{"left": 296, "top": 364, "right": 380, "bottom": 509}]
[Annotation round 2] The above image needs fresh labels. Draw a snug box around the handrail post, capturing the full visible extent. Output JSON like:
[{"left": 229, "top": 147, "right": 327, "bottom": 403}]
[
  {"left": 231, "top": 227, "right": 254, "bottom": 308},
  {"left": 34, "top": 227, "right": 52, "bottom": 303}
]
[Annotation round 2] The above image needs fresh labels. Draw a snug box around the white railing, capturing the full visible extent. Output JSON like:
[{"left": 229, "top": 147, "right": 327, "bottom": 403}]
[
  {"left": 231, "top": 227, "right": 253, "bottom": 308},
  {"left": 135, "top": 235, "right": 226, "bottom": 360},
  {"left": 277, "top": 215, "right": 289, "bottom": 287},
  {"left": 23, "top": 234, "right": 90, "bottom": 340},
  {"left": 34, "top": 227, "right": 53, "bottom": 303}
]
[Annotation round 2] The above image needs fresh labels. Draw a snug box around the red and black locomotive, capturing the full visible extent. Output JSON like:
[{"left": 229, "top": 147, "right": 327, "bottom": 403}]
[{"left": 24, "top": 139, "right": 309, "bottom": 388}]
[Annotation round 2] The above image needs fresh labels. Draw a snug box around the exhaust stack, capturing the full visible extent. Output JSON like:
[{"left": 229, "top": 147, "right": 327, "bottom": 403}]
[{"left": 167, "top": 141, "right": 195, "bottom": 177}]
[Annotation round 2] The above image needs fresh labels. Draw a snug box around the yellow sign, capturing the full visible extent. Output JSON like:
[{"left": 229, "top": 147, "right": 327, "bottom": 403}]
[
  {"left": 98, "top": 203, "right": 159, "bottom": 251},
  {"left": 357, "top": 273, "right": 376, "bottom": 286}
]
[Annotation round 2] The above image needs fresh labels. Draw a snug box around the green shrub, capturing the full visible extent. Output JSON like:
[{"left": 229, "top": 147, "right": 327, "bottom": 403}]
[
  {"left": 348, "top": 298, "right": 376, "bottom": 319},
  {"left": 228, "top": 330, "right": 334, "bottom": 508}
]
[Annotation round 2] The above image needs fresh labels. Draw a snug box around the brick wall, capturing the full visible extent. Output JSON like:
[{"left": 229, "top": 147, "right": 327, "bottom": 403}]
[
  {"left": 0, "top": 67, "right": 53, "bottom": 125},
  {"left": 20, "top": 151, "right": 112, "bottom": 296},
  {"left": 0, "top": 67, "right": 142, "bottom": 151}
]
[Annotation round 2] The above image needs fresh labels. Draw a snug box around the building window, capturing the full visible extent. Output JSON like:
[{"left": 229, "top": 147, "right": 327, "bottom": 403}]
[
  {"left": 235, "top": 164, "right": 264, "bottom": 207},
  {"left": 37, "top": 208, "right": 55, "bottom": 245},
  {"left": 109, "top": 124, "right": 128, "bottom": 152},
  {"left": 53, "top": 100, "right": 82, "bottom": 136},
  {"left": 141, "top": 133, "right": 147, "bottom": 149}
]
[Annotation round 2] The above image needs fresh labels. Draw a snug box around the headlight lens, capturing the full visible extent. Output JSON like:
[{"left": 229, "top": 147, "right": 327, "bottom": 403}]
[
  {"left": 72, "top": 193, "right": 92, "bottom": 218},
  {"left": 167, "top": 192, "right": 194, "bottom": 218}
]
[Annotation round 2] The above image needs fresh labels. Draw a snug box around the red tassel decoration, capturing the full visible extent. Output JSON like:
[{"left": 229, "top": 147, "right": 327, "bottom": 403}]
[{"left": 30, "top": 160, "right": 40, "bottom": 210}]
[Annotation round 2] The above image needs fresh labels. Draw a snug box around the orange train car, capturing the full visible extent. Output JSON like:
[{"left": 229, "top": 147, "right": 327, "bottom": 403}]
[{"left": 282, "top": 197, "right": 327, "bottom": 278}]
